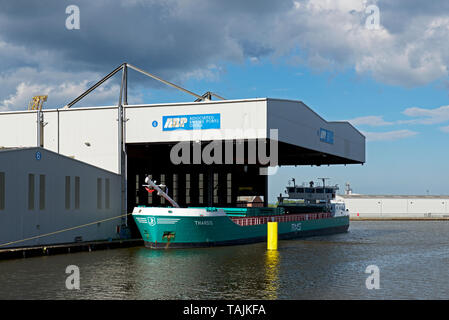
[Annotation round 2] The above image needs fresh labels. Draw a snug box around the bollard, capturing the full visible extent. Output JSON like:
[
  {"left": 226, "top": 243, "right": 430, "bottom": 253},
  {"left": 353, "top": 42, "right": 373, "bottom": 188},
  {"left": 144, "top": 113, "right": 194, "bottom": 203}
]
[{"left": 267, "top": 222, "right": 278, "bottom": 250}]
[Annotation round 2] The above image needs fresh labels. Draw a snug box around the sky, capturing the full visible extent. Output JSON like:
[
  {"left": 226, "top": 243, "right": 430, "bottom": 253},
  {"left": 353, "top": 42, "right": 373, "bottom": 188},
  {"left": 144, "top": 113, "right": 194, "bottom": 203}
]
[{"left": 0, "top": 0, "right": 448, "bottom": 201}]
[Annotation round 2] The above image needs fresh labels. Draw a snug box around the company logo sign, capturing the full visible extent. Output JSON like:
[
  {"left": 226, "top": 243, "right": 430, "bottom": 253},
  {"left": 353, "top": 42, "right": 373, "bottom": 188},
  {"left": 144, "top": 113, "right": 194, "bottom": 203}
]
[
  {"left": 319, "top": 128, "right": 334, "bottom": 144},
  {"left": 162, "top": 113, "right": 220, "bottom": 131},
  {"left": 147, "top": 217, "right": 156, "bottom": 226}
]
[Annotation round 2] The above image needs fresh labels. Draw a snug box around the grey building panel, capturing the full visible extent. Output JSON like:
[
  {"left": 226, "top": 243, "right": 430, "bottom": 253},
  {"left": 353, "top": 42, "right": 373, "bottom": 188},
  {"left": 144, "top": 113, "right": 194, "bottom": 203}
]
[
  {"left": 0, "top": 147, "right": 122, "bottom": 248},
  {"left": 267, "top": 99, "right": 365, "bottom": 164}
]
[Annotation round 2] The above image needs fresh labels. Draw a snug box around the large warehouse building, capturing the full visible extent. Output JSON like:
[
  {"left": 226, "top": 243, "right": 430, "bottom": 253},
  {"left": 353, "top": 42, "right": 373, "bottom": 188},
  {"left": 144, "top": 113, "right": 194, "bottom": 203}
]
[{"left": 0, "top": 63, "right": 365, "bottom": 247}]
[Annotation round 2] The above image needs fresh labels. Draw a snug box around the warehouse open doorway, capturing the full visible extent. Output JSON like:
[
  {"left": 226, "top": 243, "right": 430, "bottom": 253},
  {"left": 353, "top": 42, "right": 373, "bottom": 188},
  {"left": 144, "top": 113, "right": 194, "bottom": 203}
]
[{"left": 125, "top": 141, "right": 269, "bottom": 236}]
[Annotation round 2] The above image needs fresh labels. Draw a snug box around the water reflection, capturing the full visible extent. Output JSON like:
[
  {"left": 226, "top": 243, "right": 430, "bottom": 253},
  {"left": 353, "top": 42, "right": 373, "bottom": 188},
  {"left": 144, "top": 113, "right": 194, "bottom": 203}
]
[
  {"left": 264, "top": 250, "right": 280, "bottom": 299},
  {"left": 2, "top": 221, "right": 449, "bottom": 299}
]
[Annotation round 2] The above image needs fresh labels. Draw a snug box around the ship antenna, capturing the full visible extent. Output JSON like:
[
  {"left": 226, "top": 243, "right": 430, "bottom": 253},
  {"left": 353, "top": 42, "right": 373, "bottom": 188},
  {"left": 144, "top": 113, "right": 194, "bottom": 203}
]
[{"left": 318, "top": 177, "right": 329, "bottom": 189}]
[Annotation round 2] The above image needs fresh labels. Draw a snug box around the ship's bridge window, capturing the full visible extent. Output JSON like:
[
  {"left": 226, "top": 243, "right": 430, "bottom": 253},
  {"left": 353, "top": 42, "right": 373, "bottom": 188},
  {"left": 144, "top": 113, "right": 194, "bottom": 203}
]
[
  {"left": 287, "top": 187, "right": 295, "bottom": 193},
  {"left": 316, "top": 188, "right": 324, "bottom": 193},
  {"left": 325, "top": 188, "right": 333, "bottom": 193},
  {"left": 296, "top": 188, "right": 304, "bottom": 193},
  {"left": 305, "top": 188, "right": 315, "bottom": 193}
]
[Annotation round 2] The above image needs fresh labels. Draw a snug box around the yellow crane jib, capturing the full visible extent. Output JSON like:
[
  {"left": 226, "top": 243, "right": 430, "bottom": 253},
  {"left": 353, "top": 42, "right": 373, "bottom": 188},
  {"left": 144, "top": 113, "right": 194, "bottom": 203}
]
[{"left": 28, "top": 95, "right": 48, "bottom": 110}]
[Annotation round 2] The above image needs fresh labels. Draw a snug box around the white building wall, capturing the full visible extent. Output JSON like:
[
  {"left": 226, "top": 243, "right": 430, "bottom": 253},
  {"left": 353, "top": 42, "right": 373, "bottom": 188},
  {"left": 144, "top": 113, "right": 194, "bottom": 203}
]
[
  {"left": 337, "top": 195, "right": 449, "bottom": 218},
  {"left": 0, "top": 107, "right": 120, "bottom": 173},
  {"left": 0, "top": 148, "right": 122, "bottom": 248},
  {"left": 42, "top": 110, "right": 58, "bottom": 152},
  {"left": 57, "top": 107, "right": 119, "bottom": 173},
  {"left": 0, "top": 111, "right": 37, "bottom": 148},
  {"left": 0, "top": 98, "right": 365, "bottom": 176},
  {"left": 126, "top": 99, "right": 268, "bottom": 143}
]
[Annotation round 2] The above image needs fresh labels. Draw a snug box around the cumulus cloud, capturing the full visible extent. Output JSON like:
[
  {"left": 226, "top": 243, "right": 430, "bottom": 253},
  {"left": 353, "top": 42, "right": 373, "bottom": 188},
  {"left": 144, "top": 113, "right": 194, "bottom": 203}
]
[
  {"left": 346, "top": 104, "right": 449, "bottom": 140},
  {"left": 0, "top": 80, "right": 122, "bottom": 112},
  {"left": 348, "top": 115, "right": 393, "bottom": 127},
  {"left": 362, "top": 129, "right": 418, "bottom": 141},
  {"left": 1, "top": 0, "right": 449, "bottom": 110},
  {"left": 400, "top": 105, "right": 449, "bottom": 125},
  {"left": 0, "top": 66, "right": 139, "bottom": 111},
  {"left": 347, "top": 106, "right": 449, "bottom": 141}
]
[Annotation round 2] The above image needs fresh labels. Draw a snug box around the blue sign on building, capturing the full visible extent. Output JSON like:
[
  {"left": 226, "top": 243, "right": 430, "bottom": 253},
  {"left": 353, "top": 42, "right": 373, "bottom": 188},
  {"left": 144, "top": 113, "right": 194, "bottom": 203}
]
[
  {"left": 162, "top": 113, "right": 221, "bottom": 131},
  {"left": 319, "top": 128, "right": 334, "bottom": 144}
]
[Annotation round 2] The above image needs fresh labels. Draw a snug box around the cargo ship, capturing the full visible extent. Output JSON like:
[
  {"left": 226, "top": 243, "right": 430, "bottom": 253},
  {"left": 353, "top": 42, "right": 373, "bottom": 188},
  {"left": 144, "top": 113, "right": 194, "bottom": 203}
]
[{"left": 132, "top": 177, "right": 349, "bottom": 249}]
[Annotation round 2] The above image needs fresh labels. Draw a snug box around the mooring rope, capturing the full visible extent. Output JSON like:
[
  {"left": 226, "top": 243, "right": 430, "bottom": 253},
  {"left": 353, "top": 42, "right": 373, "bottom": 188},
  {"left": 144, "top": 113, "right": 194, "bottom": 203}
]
[{"left": 0, "top": 213, "right": 133, "bottom": 248}]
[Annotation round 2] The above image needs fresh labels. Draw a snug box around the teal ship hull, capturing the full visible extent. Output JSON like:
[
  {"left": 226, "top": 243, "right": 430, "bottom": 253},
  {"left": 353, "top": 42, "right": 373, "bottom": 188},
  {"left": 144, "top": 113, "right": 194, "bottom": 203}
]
[{"left": 132, "top": 207, "right": 349, "bottom": 249}]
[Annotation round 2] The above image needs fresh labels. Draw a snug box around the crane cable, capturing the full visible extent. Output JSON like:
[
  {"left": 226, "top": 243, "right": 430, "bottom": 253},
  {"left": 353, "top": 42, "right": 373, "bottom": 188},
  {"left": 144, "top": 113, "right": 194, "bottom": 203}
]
[{"left": 0, "top": 213, "right": 133, "bottom": 248}]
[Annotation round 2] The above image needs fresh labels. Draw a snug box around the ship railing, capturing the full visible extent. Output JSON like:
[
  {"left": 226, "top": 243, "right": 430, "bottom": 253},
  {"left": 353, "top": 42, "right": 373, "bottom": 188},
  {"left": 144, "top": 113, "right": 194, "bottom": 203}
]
[{"left": 230, "top": 212, "right": 332, "bottom": 226}]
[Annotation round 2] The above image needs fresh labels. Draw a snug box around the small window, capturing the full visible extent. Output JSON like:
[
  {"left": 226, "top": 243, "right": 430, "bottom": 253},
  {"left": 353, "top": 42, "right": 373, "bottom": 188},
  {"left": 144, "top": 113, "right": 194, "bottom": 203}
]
[
  {"left": 160, "top": 174, "right": 165, "bottom": 205},
  {"left": 39, "top": 175, "right": 46, "bottom": 210},
  {"left": 97, "top": 178, "right": 102, "bottom": 209},
  {"left": 135, "top": 174, "right": 140, "bottom": 204},
  {"left": 65, "top": 176, "right": 71, "bottom": 210},
  {"left": 213, "top": 173, "right": 218, "bottom": 204},
  {"left": 75, "top": 176, "right": 80, "bottom": 209},
  {"left": 173, "top": 174, "right": 178, "bottom": 202},
  {"left": 147, "top": 175, "right": 152, "bottom": 205},
  {"left": 0, "top": 172, "right": 5, "bottom": 210},
  {"left": 186, "top": 174, "right": 191, "bottom": 204},
  {"left": 199, "top": 173, "right": 204, "bottom": 204},
  {"left": 227, "top": 173, "right": 232, "bottom": 204},
  {"left": 297, "top": 188, "right": 304, "bottom": 193},
  {"left": 105, "top": 178, "right": 110, "bottom": 209},
  {"left": 305, "top": 188, "right": 315, "bottom": 193},
  {"left": 28, "top": 174, "right": 35, "bottom": 210}
]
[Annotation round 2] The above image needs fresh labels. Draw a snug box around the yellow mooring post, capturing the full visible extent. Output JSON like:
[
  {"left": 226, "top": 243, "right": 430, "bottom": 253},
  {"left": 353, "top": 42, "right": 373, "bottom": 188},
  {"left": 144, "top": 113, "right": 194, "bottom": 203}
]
[{"left": 267, "top": 222, "right": 278, "bottom": 250}]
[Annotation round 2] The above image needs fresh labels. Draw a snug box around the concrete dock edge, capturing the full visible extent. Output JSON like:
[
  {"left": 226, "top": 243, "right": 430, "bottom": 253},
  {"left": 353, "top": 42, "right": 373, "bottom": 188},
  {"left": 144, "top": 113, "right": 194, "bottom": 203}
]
[
  {"left": 0, "top": 238, "right": 144, "bottom": 260},
  {"left": 350, "top": 217, "right": 449, "bottom": 221}
]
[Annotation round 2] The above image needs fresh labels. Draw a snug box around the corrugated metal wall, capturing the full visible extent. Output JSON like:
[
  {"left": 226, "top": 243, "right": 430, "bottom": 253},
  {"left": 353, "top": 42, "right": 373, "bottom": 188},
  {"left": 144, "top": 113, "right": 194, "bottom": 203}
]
[{"left": 0, "top": 148, "right": 122, "bottom": 248}]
